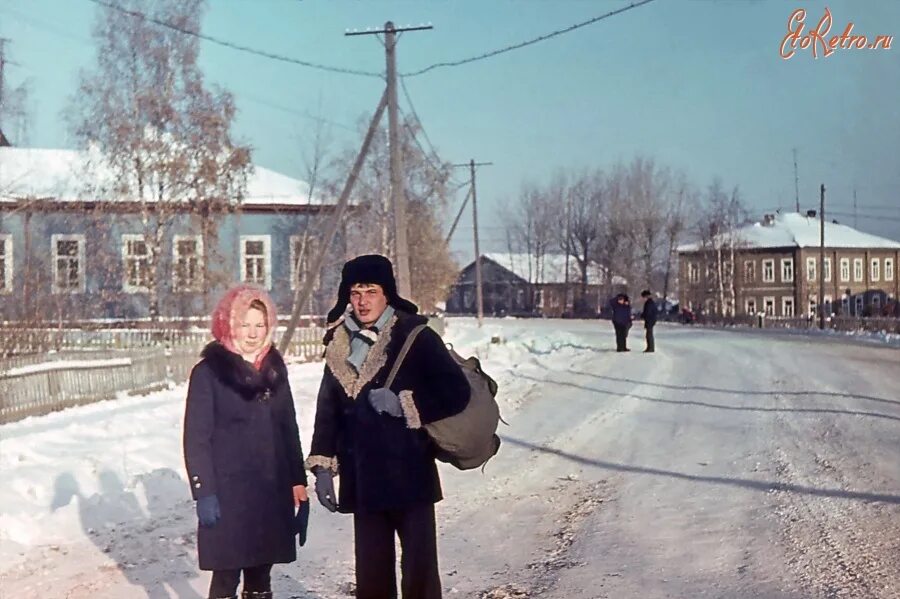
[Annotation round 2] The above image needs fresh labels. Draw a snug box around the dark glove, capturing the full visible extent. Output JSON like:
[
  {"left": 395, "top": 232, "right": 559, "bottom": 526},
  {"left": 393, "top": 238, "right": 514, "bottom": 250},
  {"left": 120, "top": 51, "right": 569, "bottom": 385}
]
[
  {"left": 295, "top": 499, "right": 310, "bottom": 547},
  {"left": 313, "top": 468, "right": 338, "bottom": 513},
  {"left": 196, "top": 494, "right": 221, "bottom": 528},
  {"left": 368, "top": 387, "right": 403, "bottom": 418}
]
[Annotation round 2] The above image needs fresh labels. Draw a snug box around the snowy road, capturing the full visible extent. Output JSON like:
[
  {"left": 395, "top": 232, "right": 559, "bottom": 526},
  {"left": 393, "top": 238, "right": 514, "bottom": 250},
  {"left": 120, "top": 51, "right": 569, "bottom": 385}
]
[{"left": 2, "top": 319, "right": 899, "bottom": 598}]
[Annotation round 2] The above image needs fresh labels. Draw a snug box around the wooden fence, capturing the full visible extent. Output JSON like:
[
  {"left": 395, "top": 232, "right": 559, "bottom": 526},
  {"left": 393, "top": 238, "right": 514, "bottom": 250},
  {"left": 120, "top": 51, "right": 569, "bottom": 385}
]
[
  {"left": 689, "top": 314, "right": 900, "bottom": 334},
  {"left": 0, "top": 325, "right": 327, "bottom": 424}
]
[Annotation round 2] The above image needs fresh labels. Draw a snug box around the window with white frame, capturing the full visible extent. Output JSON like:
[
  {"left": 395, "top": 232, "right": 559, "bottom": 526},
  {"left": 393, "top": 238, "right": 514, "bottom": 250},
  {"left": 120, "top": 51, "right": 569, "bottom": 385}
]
[
  {"left": 122, "top": 234, "right": 151, "bottom": 292},
  {"left": 240, "top": 235, "right": 271, "bottom": 289},
  {"left": 781, "top": 258, "right": 794, "bottom": 283},
  {"left": 855, "top": 295, "right": 864, "bottom": 315},
  {"left": 52, "top": 235, "right": 86, "bottom": 293},
  {"left": 885, "top": 258, "right": 894, "bottom": 281},
  {"left": 688, "top": 262, "right": 700, "bottom": 284},
  {"left": 762, "top": 259, "right": 775, "bottom": 283},
  {"left": 853, "top": 258, "right": 863, "bottom": 282},
  {"left": 870, "top": 258, "right": 880, "bottom": 282},
  {"left": 744, "top": 260, "right": 756, "bottom": 283},
  {"left": 173, "top": 235, "right": 203, "bottom": 292},
  {"left": 290, "top": 235, "right": 320, "bottom": 291},
  {"left": 824, "top": 257, "right": 832, "bottom": 282},
  {"left": 782, "top": 297, "right": 795, "bottom": 317},
  {"left": 841, "top": 294, "right": 850, "bottom": 315},
  {"left": 764, "top": 297, "right": 775, "bottom": 316},
  {"left": 840, "top": 258, "right": 850, "bottom": 282},
  {"left": 824, "top": 295, "right": 833, "bottom": 315},
  {"left": 808, "top": 295, "right": 817, "bottom": 317},
  {"left": 745, "top": 298, "right": 757, "bottom": 315},
  {"left": 0, "top": 235, "right": 12, "bottom": 293},
  {"left": 806, "top": 257, "right": 816, "bottom": 282}
]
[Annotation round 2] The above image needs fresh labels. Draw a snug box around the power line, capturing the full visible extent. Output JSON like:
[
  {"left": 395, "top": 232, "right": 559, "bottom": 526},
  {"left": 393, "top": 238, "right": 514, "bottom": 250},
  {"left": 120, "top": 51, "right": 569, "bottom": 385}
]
[
  {"left": 85, "top": 0, "right": 383, "bottom": 78},
  {"left": 402, "top": 0, "right": 659, "bottom": 77}
]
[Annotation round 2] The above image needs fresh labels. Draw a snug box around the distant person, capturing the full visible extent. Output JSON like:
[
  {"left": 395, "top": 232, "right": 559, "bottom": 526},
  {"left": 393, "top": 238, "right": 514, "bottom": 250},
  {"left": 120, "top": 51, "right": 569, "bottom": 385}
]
[
  {"left": 640, "top": 290, "right": 658, "bottom": 353},
  {"left": 610, "top": 293, "right": 632, "bottom": 352},
  {"left": 183, "top": 285, "right": 308, "bottom": 599}
]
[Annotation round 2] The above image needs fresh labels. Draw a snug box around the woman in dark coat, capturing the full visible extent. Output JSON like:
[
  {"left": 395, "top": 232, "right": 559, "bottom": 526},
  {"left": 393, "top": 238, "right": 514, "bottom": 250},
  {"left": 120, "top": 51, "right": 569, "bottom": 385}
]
[{"left": 183, "top": 285, "right": 308, "bottom": 599}]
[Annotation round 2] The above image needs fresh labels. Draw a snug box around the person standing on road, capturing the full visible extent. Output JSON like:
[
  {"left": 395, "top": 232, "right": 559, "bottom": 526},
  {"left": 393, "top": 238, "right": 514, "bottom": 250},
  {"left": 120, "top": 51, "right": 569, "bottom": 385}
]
[
  {"left": 610, "top": 293, "right": 632, "bottom": 352},
  {"left": 640, "top": 290, "right": 659, "bottom": 353},
  {"left": 183, "top": 285, "right": 309, "bottom": 599},
  {"left": 306, "top": 254, "right": 470, "bottom": 599}
]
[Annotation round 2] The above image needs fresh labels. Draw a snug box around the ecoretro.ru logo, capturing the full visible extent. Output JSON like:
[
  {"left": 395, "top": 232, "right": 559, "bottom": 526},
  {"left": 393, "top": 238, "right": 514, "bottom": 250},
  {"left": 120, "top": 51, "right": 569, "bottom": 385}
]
[{"left": 780, "top": 7, "right": 893, "bottom": 60}]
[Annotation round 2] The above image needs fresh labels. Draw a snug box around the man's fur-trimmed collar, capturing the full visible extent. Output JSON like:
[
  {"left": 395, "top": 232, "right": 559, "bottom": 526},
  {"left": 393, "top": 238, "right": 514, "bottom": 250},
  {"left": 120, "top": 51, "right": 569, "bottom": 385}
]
[
  {"left": 200, "top": 341, "right": 287, "bottom": 399},
  {"left": 324, "top": 313, "right": 398, "bottom": 399}
]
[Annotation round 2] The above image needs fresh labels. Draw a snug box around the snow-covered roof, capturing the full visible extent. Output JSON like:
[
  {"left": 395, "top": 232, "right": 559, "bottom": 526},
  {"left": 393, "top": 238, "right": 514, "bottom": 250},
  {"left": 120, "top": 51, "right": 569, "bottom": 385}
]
[
  {"left": 481, "top": 252, "right": 626, "bottom": 286},
  {"left": 0, "top": 147, "right": 329, "bottom": 207},
  {"left": 678, "top": 212, "right": 900, "bottom": 252}
]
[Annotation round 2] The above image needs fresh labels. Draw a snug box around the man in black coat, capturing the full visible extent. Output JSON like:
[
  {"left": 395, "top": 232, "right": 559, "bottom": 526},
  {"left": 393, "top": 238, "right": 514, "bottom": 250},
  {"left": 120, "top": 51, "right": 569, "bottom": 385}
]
[
  {"left": 610, "top": 293, "right": 632, "bottom": 352},
  {"left": 641, "top": 289, "right": 659, "bottom": 353},
  {"left": 307, "top": 255, "right": 470, "bottom": 599}
]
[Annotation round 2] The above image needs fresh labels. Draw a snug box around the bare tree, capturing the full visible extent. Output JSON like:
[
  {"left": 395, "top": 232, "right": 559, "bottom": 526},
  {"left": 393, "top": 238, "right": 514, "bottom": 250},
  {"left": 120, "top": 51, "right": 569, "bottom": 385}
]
[
  {"left": 661, "top": 174, "right": 693, "bottom": 306},
  {"left": 695, "top": 179, "right": 747, "bottom": 316},
  {"left": 559, "top": 169, "right": 604, "bottom": 315},
  {"left": 68, "top": 0, "right": 251, "bottom": 320}
]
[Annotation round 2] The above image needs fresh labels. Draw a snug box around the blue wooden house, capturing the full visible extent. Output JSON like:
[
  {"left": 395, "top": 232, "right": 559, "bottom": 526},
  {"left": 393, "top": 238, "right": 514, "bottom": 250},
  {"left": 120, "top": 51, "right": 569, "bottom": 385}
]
[{"left": 0, "top": 147, "right": 344, "bottom": 323}]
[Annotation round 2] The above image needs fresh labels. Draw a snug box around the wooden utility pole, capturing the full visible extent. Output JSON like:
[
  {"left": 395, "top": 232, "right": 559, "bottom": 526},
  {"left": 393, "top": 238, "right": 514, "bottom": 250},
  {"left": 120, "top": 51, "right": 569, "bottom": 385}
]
[
  {"left": 819, "top": 183, "right": 826, "bottom": 330},
  {"left": 453, "top": 160, "right": 492, "bottom": 326},
  {"left": 347, "top": 22, "right": 432, "bottom": 300},
  {"left": 278, "top": 91, "right": 389, "bottom": 353},
  {"left": 793, "top": 148, "right": 800, "bottom": 213}
]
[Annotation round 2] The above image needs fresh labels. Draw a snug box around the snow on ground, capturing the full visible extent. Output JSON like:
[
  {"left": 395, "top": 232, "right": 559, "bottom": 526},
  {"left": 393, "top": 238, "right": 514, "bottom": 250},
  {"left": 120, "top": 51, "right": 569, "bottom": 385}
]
[{"left": 0, "top": 318, "right": 564, "bottom": 565}]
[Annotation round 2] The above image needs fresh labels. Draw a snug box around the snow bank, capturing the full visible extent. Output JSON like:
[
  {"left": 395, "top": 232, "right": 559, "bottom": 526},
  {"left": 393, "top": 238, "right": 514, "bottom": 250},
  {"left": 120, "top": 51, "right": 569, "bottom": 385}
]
[{"left": 0, "top": 318, "right": 588, "bottom": 561}]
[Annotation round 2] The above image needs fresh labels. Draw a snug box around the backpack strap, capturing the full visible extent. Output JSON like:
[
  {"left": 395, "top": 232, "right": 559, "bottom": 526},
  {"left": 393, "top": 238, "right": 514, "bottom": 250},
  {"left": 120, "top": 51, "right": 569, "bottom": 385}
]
[{"left": 384, "top": 324, "right": 428, "bottom": 390}]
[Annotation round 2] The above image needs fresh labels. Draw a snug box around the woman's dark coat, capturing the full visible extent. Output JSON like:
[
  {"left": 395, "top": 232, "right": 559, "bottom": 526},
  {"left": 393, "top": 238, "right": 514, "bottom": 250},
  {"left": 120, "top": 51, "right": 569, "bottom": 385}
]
[
  {"left": 307, "top": 311, "right": 470, "bottom": 514},
  {"left": 610, "top": 295, "right": 633, "bottom": 327},
  {"left": 183, "top": 343, "right": 307, "bottom": 571}
]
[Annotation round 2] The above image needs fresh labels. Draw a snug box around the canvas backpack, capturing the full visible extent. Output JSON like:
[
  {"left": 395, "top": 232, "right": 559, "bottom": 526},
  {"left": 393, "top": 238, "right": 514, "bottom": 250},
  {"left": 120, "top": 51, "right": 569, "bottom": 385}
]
[{"left": 385, "top": 324, "right": 502, "bottom": 471}]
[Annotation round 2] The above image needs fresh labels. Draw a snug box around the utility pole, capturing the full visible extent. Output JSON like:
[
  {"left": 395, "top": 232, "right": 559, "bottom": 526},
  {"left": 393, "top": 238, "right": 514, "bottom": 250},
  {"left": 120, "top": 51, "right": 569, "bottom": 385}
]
[
  {"left": 853, "top": 186, "right": 858, "bottom": 229},
  {"left": 793, "top": 148, "right": 800, "bottom": 213},
  {"left": 0, "top": 38, "right": 9, "bottom": 132},
  {"left": 453, "top": 160, "right": 492, "bottom": 327},
  {"left": 347, "top": 22, "right": 432, "bottom": 300},
  {"left": 819, "top": 183, "right": 826, "bottom": 330}
]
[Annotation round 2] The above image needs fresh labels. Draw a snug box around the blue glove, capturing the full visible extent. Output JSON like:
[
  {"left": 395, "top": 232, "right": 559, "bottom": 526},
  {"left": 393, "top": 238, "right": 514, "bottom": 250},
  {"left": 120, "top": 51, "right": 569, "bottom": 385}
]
[
  {"left": 369, "top": 387, "right": 403, "bottom": 418},
  {"left": 196, "top": 494, "right": 221, "bottom": 528},
  {"left": 295, "top": 499, "right": 310, "bottom": 547}
]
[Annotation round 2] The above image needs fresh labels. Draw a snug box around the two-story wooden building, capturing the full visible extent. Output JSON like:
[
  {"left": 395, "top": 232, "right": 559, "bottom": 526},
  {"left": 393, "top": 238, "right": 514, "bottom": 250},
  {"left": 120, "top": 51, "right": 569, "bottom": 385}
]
[
  {"left": 678, "top": 212, "right": 900, "bottom": 318},
  {"left": 0, "top": 147, "right": 343, "bottom": 322}
]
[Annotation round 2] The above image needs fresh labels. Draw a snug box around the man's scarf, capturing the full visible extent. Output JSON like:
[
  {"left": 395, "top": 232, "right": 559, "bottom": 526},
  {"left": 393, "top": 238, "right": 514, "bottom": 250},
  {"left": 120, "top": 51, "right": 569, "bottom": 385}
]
[{"left": 344, "top": 306, "right": 395, "bottom": 372}]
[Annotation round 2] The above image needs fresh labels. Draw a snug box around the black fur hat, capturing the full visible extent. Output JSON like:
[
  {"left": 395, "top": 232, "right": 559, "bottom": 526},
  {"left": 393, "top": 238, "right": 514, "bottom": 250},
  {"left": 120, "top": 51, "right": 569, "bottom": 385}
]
[{"left": 326, "top": 254, "right": 418, "bottom": 324}]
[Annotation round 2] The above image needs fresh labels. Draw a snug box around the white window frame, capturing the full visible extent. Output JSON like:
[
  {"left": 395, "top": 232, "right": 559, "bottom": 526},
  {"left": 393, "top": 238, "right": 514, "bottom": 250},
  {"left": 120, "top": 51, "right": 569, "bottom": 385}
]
[
  {"left": 781, "top": 258, "right": 794, "bottom": 283},
  {"left": 870, "top": 258, "right": 880, "bottom": 282},
  {"left": 744, "top": 260, "right": 756, "bottom": 283},
  {"left": 806, "top": 257, "right": 817, "bottom": 282},
  {"left": 824, "top": 294, "right": 833, "bottom": 315},
  {"left": 841, "top": 294, "right": 850, "bottom": 314},
  {"left": 762, "top": 259, "right": 775, "bottom": 283},
  {"left": 885, "top": 258, "right": 894, "bottom": 281},
  {"left": 688, "top": 262, "right": 700, "bottom": 284},
  {"left": 744, "top": 297, "right": 757, "bottom": 315},
  {"left": 853, "top": 258, "right": 863, "bottom": 282},
  {"left": 782, "top": 297, "right": 795, "bottom": 317},
  {"left": 763, "top": 296, "right": 775, "bottom": 316},
  {"left": 240, "top": 235, "right": 272, "bottom": 289},
  {"left": 121, "top": 234, "right": 151, "bottom": 293},
  {"left": 172, "top": 235, "right": 204, "bottom": 293},
  {"left": 51, "top": 234, "right": 86, "bottom": 294},
  {"left": 289, "top": 235, "right": 320, "bottom": 292},
  {"left": 0, "top": 234, "right": 12, "bottom": 294},
  {"left": 824, "top": 257, "right": 832, "bottom": 282},
  {"left": 808, "top": 294, "right": 817, "bottom": 317},
  {"left": 840, "top": 257, "right": 850, "bottom": 282}
]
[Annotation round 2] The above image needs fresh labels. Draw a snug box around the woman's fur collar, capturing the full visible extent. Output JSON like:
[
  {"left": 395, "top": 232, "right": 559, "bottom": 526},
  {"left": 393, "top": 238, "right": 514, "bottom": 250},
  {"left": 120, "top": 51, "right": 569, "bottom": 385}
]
[{"left": 201, "top": 341, "right": 287, "bottom": 399}]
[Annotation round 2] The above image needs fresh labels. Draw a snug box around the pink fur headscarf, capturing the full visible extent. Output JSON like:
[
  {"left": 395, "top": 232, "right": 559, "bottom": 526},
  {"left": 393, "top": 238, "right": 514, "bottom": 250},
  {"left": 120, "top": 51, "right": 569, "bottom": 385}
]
[{"left": 210, "top": 284, "right": 278, "bottom": 364}]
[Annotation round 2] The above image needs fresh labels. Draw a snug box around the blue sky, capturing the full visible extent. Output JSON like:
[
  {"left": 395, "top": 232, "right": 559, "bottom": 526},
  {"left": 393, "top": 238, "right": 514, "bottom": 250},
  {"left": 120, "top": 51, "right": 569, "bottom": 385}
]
[{"left": 1, "top": 0, "right": 898, "bottom": 263}]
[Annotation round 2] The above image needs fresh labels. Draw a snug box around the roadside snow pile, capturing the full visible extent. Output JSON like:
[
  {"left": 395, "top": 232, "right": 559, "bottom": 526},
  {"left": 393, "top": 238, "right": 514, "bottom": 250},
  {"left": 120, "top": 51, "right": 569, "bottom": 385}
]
[{"left": 0, "top": 318, "right": 591, "bottom": 561}]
